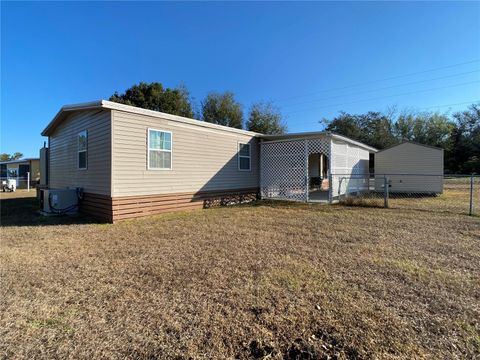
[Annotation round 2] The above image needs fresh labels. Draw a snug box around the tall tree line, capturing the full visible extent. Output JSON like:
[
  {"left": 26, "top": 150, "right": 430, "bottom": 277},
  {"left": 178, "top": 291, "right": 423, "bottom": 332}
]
[
  {"left": 110, "top": 82, "right": 287, "bottom": 135},
  {"left": 110, "top": 82, "right": 478, "bottom": 173},
  {"left": 322, "top": 104, "right": 480, "bottom": 174}
]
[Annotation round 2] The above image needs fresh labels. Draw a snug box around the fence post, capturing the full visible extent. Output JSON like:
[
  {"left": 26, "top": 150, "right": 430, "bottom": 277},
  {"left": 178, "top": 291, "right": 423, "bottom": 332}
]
[
  {"left": 469, "top": 175, "right": 474, "bottom": 216},
  {"left": 27, "top": 172, "right": 30, "bottom": 192},
  {"left": 259, "top": 141, "right": 263, "bottom": 200},
  {"left": 305, "top": 140, "right": 309, "bottom": 203},
  {"left": 384, "top": 175, "right": 389, "bottom": 208}
]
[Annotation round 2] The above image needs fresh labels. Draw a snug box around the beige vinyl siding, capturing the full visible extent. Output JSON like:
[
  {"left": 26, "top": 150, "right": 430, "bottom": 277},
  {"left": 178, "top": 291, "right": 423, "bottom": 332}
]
[
  {"left": 374, "top": 142, "right": 443, "bottom": 193},
  {"left": 111, "top": 110, "right": 259, "bottom": 197},
  {"left": 49, "top": 110, "right": 111, "bottom": 195}
]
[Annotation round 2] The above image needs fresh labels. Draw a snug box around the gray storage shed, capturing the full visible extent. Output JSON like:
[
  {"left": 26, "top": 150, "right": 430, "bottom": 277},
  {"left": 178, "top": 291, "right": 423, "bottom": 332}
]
[{"left": 374, "top": 141, "right": 444, "bottom": 194}]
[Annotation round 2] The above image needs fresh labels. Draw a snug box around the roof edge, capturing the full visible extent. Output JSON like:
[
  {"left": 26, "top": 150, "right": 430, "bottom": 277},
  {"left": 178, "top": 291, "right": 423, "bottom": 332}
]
[
  {"left": 330, "top": 132, "right": 378, "bottom": 153},
  {"left": 101, "top": 100, "right": 261, "bottom": 136},
  {"left": 0, "top": 158, "right": 40, "bottom": 165},
  {"left": 41, "top": 100, "right": 261, "bottom": 137},
  {"left": 261, "top": 131, "right": 378, "bottom": 153},
  {"left": 41, "top": 101, "right": 104, "bottom": 136},
  {"left": 377, "top": 140, "right": 444, "bottom": 153}
]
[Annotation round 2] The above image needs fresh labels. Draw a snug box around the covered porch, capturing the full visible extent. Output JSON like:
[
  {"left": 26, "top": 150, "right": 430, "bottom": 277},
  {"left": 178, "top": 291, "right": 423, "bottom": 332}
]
[
  {"left": 259, "top": 133, "right": 332, "bottom": 203},
  {"left": 259, "top": 132, "right": 376, "bottom": 203}
]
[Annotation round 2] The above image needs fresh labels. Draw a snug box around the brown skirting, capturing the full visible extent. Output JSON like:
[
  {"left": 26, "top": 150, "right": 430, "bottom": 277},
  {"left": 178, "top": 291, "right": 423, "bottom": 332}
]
[
  {"left": 79, "top": 193, "right": 113, "bottom": 222},
  {"left": 79, "top": 188, "right": 259, "bottom": 223}
]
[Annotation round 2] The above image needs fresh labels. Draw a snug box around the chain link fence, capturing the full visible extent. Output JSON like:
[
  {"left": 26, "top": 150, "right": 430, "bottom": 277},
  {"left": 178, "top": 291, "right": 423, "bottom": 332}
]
[{"left": 332, "top": 174, "right": 479, "bottom": 216}]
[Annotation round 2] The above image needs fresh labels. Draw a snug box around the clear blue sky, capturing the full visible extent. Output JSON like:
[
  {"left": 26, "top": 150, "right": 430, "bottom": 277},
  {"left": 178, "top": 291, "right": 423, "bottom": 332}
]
[{"left": 2, "top": 1, "right": 479, "bottom": 157}]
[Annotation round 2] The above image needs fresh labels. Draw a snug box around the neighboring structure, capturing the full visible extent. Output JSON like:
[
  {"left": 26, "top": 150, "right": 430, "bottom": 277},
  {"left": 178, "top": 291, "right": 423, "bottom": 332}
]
[
  {"left": 374, "top": 141, "right": 444, "bottom": 193},
  {"left": 41, "top": 100, "right": 377, "bottom": 222},
  {"left": 0, "top": 158, "right": 40, "bottom": 188}
]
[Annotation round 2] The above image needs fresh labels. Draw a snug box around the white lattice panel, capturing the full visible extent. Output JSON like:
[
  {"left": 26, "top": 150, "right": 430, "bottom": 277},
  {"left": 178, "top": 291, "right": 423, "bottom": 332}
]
[
  {"left": 260, "top": 138, "right": 330, "bottom": 202},
  {"left": 307, "top": 138, "right": 330, "bottom": 157}
]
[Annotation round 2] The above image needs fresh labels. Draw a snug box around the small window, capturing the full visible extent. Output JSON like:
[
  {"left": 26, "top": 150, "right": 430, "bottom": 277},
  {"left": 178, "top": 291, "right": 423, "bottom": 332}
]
[
  {"left": 238, "top": 143, "right": 251, "bottom": 171},
  {"left": 148, "top": 129, "right": 172, "bottom": 170},
  {"left": 7, "top": 168, "right": 18, "bottom": 178},
  {"left": 78, "top": 130, "right": 87, "bottom": 170}
]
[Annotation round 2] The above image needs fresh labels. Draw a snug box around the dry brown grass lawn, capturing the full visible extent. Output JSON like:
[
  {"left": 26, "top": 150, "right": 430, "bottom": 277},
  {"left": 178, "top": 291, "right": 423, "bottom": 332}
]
[{"left": 1, "top": 190, "right": 479, "bottom": 359}]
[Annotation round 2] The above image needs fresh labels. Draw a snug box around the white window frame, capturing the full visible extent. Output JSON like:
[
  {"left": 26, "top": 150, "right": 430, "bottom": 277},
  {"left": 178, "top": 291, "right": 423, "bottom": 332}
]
[
  {"left": 78, "top": 130, "right": 88, "bottom": 170},
  {"left": 147, "top": 128, "right": 173, "bottom": 170},
  {"left": 238, "top": 142, "right": 251, "bottom": 171}
]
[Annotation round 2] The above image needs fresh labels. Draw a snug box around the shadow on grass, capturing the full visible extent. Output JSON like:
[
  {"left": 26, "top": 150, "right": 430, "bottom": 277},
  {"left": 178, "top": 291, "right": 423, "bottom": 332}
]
[
  {"left": 0, "top": 196, "right": 106, "bottom": 227},
  {"left": 340, "top": 197, "right": 384, "bottom": 208},
  {"left": 388, "top": 193, "right": 438, "bottom": 199}
]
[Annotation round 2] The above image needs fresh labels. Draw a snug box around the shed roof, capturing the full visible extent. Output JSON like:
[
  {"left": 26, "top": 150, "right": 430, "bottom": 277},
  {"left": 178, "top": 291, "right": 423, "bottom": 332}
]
[
  {"left": 0, "top": 158, "right": 39, "bottom": 165},
  {"left": 376, "top": 141, "right": 443, "bottom": 153}
]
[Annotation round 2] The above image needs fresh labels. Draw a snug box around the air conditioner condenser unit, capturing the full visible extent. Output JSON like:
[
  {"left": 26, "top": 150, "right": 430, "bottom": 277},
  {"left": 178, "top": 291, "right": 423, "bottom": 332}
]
[{"left": 40, "top": 188, "right": 79, "bottom": 215}]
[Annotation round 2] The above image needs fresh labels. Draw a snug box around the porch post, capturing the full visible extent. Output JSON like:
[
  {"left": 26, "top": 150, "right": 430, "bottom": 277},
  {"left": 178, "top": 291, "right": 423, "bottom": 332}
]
[{"left": 320, "top": 154, "right": 323, "bottom": 179}]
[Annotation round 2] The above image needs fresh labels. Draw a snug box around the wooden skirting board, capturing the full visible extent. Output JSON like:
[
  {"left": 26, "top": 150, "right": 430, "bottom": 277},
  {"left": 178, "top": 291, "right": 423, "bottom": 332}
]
[{"left": 78, "top": 188, "right": 259, "bottom": 223}]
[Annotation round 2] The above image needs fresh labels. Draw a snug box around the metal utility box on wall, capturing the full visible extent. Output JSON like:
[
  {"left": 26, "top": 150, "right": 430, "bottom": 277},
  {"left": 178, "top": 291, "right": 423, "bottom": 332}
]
[{"left": 374, "top": 142, "right": 444, "bottom": 194}]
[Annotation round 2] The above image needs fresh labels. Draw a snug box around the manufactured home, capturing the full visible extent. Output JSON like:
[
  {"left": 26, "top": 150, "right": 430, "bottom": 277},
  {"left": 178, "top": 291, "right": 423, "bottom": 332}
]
[
  {"left": 41, "top": 100, "right": 377, "bottom": 222},
  {"left": 374, "top": 141, "right": 444, "bottom": 193}
]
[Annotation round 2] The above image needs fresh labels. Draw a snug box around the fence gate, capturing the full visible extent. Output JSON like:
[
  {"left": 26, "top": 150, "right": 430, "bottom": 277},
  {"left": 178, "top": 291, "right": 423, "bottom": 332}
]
[{"left": 260, "top": 138, "right": 331, "bottom": 202}]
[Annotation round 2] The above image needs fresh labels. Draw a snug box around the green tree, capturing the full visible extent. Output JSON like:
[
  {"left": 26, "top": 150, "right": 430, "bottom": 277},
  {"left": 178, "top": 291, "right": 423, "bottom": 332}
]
[
  {"left": 246, "top": 102, "right": 287, "bottom": 134},
  {"left": 361, "top": 112, "right": 396, "bottom": 149},
  {"left": 323, "top": 107, "right": 472, "bottom": 173},
  {"left": 320, "top": 112, "right": 364, "bottom": 142},
  {"left": 451, "top": 103, "right": 480, "bottom": 173},
  {"left": 0, "top": 152, "right": 23, "bottom": 161},
  {"left": 393, "top": 111, "right": 416, "bottom": 141},
  {"left": 323, "top": 111, "right": 396, "bottom": 149},
  {"left": 11, "top": 152, "right": 23, "bottom": 160},
  {"left": 110, "top": 82, "right": 194, "bottom": 118},
  {"left": 394, "top": 112, "right": 454, "bottom": 148},
  {"left": 201, "top": 92, "right": 243, "bottom": 129}
]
